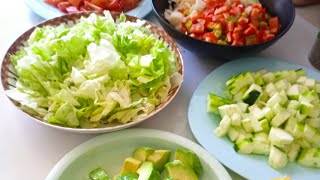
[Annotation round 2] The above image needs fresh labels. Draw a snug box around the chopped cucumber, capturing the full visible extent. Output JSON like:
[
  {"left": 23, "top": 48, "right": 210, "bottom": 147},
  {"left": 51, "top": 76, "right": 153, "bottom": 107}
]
[{"left": 208, "top": 69, "right": 320, "bottom": 169}]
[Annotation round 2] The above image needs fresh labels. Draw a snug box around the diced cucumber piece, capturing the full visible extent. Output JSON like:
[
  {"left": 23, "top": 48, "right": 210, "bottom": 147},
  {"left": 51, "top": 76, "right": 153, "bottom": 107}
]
[
  {"left": 262, "top": 72, "right": 275, "bottom": 84},
  {"left": 232, "top": 87, "right": 248, "bottom": 102},
  {"left": 269, "top": 127, "right": 294, "bottom": 148},
  {"left": 275, "top": 79, "right": 290, "bottom": 92},
  {"left": 253, "top": 73, "right": 264, "bottom": 86},
  {"left": 296, "top": 76, "right": 307, "bottom": 85},
  {"left": 300, "top": 101, "right": 314, "bottom": 116},
  {"left": 214, "top": 115, "right": 232, "bottom": 137},
  {"left": 266, "top": 92, "right": 287, "bottom": 108},
  {"left": 304, "top": 124, "right": 317, "bottom": 143},
  {"left": 231, "top": 113, "right": 242, "bottom": 126},
  {"left": 271, "top": 103, "right": 286, "bottom": 114},
  {"left": 251, "top": 118, "right": 263, "bottom": 132},
  {"left": 288, "top": 143, "right": 301, "bottom": 162},
  {"left": 295, "top": 69, "right": 306, "bottom": 77},
  {"left": 236, "top": 128, "right": 253, "bottom": 141},
  {"left": 237, "top": 102, "right": 249, "bottom": 112},
  {"left": 234, "top": 138, "right": 253, "bottom": 154},
  {"left": 297, "top": 148, "right": 320, "bottom": 168},
  {"left": 207, "top": 93, "right": 232, "bottom": 114},
  {"left": 292, "top": 122, "right": 304, "bottom": 138},
  {"left": 308, "top": 103, "right": 320, "bottom": 118},
  {"left": 287, "top": 84, "right": 300, "bottom": 100},
  {"left": 299, "top": 90, "right": 319, "bottom": 103},
  {"left": 312, "top": 131, "right": 320, "bottom": 147},
  {"left": 315, "top": 82, "right": 320, "bottom": 93},
  {"left": 268, "top": 146, "right": 288, "bottom": 169},
  {"left": 286, "top": 100, "right": 300, "bottom": 115},
  {"left": 242, "top": 84, "right": 262, "bottom": 105},
  {"left": 306, "top": 118, "right": 320, "bottom": 129},
  {"left": 218, "top": 104, "right": 242, "bottom": 118},
  {"left": 296, "top": 138, "right": 312, "bottom": 149},
  {"left": 227, "top": 72, "right": 254, "bottom": 95},
  {"left": 249, "top": 105, "right": 265, "bottom": 120},
  {"left": 252, "top": 142, "right": 270, "bottom": 155},
  {"left": 305, "top": 78, "right": 316, "bottom": 89},
  {"left": 295, "top": 111, "right": 307, "bottom": 123},
  {"left": 227, "top": 126, "right": 240, "bottom": 142},
  {"left": 284, "top": 116, "right": 297, "bottom": 135},
  {"left": 242, "top": 118, "right": 254, "bottom": 133},
  {"left": 259, "top": 119, "right": 270, "bottom": 132},
  {"left": 265, "top": 83, "right": 277, "bottom": 97},
  {"left": 253, "top": 132, "right": 269, "bottom": 143},
  {"left": 270, "top": 110, "right": 291, "bottom": 127},
  {"left": 262, "top": 107, "right": 274, "bottom": 121}
]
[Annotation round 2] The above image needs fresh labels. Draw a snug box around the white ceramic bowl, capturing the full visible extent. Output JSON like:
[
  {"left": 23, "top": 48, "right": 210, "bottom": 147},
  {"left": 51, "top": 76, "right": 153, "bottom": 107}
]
[{"left": 46, "top": 128, "right": 232, "bottom": 180}]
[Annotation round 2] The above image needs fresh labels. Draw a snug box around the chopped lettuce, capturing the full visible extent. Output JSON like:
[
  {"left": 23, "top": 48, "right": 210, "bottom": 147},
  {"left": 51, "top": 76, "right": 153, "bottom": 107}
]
[{"left": 7, "top": 11, "right": 182, "bottom": 128}]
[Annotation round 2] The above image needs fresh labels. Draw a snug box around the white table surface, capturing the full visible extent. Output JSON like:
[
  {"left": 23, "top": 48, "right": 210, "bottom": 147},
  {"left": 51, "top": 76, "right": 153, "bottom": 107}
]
[{"left": 0, "top": 1, "right": 319, "bottom": 180}]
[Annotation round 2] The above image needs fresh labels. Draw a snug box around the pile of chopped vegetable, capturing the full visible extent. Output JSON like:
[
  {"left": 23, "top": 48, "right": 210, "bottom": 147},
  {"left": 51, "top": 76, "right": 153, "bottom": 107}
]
[
  {"left": 7, "top": 11, "right": 182, "bottom": 128},
  {"left": 165, "top": 0, "right": 280, "bottom": 46},
  {"left": 45, "top": 0, "right": 140, "bottom": 14},
  {"left": 207, "top": 69, "right": 320, "bottom": 169}
]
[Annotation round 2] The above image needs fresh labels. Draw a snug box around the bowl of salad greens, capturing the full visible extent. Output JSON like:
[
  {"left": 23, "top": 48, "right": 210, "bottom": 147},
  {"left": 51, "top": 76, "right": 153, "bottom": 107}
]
[
  {"left": 1, "top": 11, "right": 183, "bottom": 133},
  {"left": 45, "top": 128, "right": 232, "bottom": 180}
]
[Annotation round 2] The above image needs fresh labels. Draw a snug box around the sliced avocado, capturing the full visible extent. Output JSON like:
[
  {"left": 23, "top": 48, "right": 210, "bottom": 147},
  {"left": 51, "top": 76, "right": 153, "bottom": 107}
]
[
  {"left": 136, "top": 161, "right": 153, "bottom": 180},
  {"left": 120, "top": 157, "right": 142, "bottom": 175},
  {"left": 114, "top": 173, "right": 138, "bottom": 180},
  {"left": 149, "top": 169, "right": 161, "bottom": 180},
  {"left": 174, "top": 148, "right": 203, "bottom": 176},
  {"left": 147, "top": 150, "right": 171, "bottom": 171},
  {"left": 133, "top": 147, "right": 155, "bottom": 161},
  {"left": 164, "top": 160, "right": 198, "bottom": 180}
]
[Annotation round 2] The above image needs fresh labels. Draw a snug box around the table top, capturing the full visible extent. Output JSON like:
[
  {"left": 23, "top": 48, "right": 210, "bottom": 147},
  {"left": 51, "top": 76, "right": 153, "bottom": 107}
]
[{"left": 0, "top": 1, "right": 319, "bottom": 179}]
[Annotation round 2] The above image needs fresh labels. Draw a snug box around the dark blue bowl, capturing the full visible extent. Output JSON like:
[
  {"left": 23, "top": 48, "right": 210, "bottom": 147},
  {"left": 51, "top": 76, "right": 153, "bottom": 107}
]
[{"left": 152, "top": 0, "right": 295, "bottom": 59}]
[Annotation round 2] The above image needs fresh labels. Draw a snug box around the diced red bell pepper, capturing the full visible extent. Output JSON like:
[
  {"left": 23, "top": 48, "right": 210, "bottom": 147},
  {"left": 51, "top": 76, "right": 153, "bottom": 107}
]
[
  {"left": 237, "top": 16, "right": 249, "bottom": 27},
  {"left": 265, "top": 33, "right": 275, "bottom": 41},
  {"left": 215, "top": 5, "right": 231, "bottom": 15},
  {"left": 227, "top": 21, "right": 235, "bottom": 32},
  {"left": 243, "top": 25, "right": 256, "bottom": 36},
  {"left": 190, "top": 22, "right": 205, "bottom": 34}
]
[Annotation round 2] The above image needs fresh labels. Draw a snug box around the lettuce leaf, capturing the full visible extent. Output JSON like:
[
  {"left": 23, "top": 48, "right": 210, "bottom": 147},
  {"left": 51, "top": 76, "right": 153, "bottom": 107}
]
[{"left": 7, "top": 11, "right": 182, "bottom": 128}]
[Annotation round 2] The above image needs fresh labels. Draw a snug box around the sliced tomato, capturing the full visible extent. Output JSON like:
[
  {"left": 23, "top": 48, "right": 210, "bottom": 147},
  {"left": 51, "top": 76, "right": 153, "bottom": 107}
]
[
  {"left": 233, "top": 24, "right": 243, "bottom": 33},
  {"left": 212, "top": 14, "right": 224, "bottom": 23},
  {"left": 229, "top": 6, "right": 241, "bottom": 16},
  {"left": 190, "top": 13, "right": 206, "bottom": 23},
  {"left": 265, "top": 33, "right": 275, "bottom": 41},
  {"left": 203, "top": 32, "right": 218, "bottom": 43},
  {"left": 120, "top": 0, "right": 140, "bottom": 11},
  {"left": 57, "top": 2, "right": 72, "bottom": 12},
  {"left": 237, "top": 16, "right": 249, "bottom": 27},
  {"left": 84, "top": 1, "right": 103, "bottom": 11},
  {"left": 232, "top": 40, "right": 244, "bottom": 46},
  {"left": 68, "top": 0, "right": 82, "bottom": 8},
  {"left": 44, "top": 0, "right": 66, "bottom": 6},
  {"left": 232, "top": 31, "right": 240, "bottom": 42},
  {"left": 243, "top": 25, "right": 256, "bottom": 36},
  {"left": 204, "top": 7, "right": 216, "bottom": 15},
  {"left": 227, "top": 32, "right": 233, "bottom": 42},
  {"left": 66, "top": 6, "right": 80, "bottom": 13},
  {"left": 227, "top": 21, "right": 234, "bottom": 32},
  {"left": 214, "top": 5, "right": 231, "bottom": 15},
  {"left": 269, "top": 17, "right": 280, "bottom": 34},
  {"left": 189, "top": 33, "right": 203, "bottom": 39},
  {"left": 190, "top": 22, "right": 205, "bottom": 34}
]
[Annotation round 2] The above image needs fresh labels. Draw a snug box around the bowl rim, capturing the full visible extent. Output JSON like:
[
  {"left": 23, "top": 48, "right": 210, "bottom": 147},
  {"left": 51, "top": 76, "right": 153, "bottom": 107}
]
[
  {"left": 45, "top": 128, "right": 233, "bottom": 180},
  {"left": 0, "top": 11, "right": 184, "bottom": 133},
  {"left": 151, "top": 0, "right": 296, "bottom": 48}
]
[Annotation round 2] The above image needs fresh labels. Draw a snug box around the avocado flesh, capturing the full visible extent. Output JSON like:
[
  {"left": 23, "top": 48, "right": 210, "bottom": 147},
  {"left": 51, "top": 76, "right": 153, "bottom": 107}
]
[
  {"left": 147, "top": 150, "right": 171, "bottom": 171},
  {"left": 174, "top": 148, "right": 203, "bottom": 176},
  {"left": 120, "top": 157, "right": 142, "bottom": 175},
  {"left": 164, "top": 160, "right": 198, "bottom": 180},
  {"left": 133, "top": 147, "right": 155, "bottom": 161},
  {"left": 137, "top": 161, "right": 153, "bottom": 180}
]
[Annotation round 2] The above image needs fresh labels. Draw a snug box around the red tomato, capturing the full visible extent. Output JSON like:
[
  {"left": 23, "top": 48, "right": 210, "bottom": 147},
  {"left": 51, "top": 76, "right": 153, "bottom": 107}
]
[
  {"left": 227, "top": 22, "right": 234, "bottom": 32},
  {"left": 265, "top": 33, "right": 275, "bottom": 41},
  {"left": 232, "top": 40, "right": 244, "bottom": 46},
  {"left": 104, "top": 0, "right": 122, "bottom": 11},
  {"left": 84, "top": 1, "right": 103, "bottom": 11},
  {"left": 227, "top": 32, "right": 233, "bottom": 42},
  {"left": 203, "top": 32, "right": 218, "bottom": 43},
  {"left": 57, "top": 2, "right": 72, "bottom": 12},
  {"left": 190, "top": 13, "right": 206, "bottom": 23},
  {"left": 229, "top": 6, "right": 241, "bottom": 16},
  {"left": 190, "top": 33, "right": 203, "bottom": 39},
  {"left": 120, "top": 0, "right": 140, "bottom": 11},
  {"left": 190, "top": 22, "right": 205, "bottom": 34},
  {"left": 269, "top": 17, "right": 280, "bottom": 34},
  {"left": 243, "top": 25, "right": 256, "bottom": 36},
  {"left": 214, "top": 5, "right": 231, "bottom": 15},
  {"left": 237, "top": 16, "right": 249, "bottom": 27},
  {"left": 44, "top": 0, "right": 66, "bottom": 6},
  {"left": 68, "top": 0, "right": 82, "bottom": 7}
]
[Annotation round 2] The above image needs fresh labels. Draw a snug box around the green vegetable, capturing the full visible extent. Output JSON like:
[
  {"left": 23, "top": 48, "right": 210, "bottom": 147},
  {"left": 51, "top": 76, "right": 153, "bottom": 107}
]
[
  {"left": 89, "top": 168, "right": 110, "bottom": 180},
  {"left": 7, "top": 11, "right": 182, "bottom": 128},
  {"left": 115, "top": 173, "right": 139, "bottom": 180}
]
